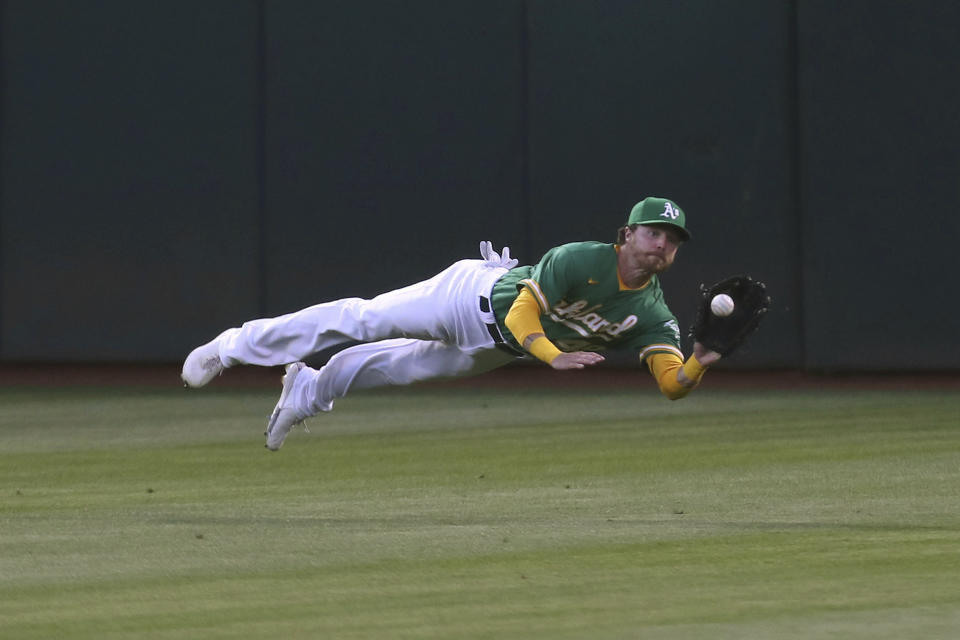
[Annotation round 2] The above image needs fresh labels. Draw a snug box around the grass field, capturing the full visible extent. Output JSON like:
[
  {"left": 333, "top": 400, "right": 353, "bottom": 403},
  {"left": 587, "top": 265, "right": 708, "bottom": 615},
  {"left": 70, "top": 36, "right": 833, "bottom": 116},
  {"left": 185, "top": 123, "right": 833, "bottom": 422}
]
[{"left": 2, "top": 379, "right": 959, "bottom": 638}]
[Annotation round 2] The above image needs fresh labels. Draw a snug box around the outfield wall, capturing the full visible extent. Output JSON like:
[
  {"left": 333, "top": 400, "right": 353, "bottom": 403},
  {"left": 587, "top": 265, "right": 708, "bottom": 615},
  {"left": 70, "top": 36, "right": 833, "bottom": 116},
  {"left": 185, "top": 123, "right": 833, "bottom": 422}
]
[{"left": 1, "top": 1, "right": 957, "bottom": 371}]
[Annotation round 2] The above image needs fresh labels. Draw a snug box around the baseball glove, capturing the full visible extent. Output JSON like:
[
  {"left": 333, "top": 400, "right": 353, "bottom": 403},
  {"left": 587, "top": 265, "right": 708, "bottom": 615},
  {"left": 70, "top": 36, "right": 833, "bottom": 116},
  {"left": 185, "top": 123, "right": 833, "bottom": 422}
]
[{"left": 690, "top": 275, "right": 770, "bottom": 356}]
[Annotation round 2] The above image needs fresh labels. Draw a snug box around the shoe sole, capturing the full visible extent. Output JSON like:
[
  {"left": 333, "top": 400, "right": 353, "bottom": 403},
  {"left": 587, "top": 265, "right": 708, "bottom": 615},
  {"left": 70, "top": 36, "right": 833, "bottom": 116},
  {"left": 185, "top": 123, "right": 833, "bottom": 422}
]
[{"left": 264, "top": 362, "right": 306, "bottom": 450}]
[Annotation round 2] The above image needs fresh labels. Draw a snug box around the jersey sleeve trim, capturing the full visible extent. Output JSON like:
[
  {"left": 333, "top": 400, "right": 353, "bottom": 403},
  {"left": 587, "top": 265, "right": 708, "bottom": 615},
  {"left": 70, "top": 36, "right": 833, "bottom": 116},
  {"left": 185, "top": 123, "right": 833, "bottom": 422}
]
[
  {"left": 519, "top": 278, "right": 550, "bottom": 313},
  {"left": 638, "top": 343, "right": 684, "bottom": 363}
]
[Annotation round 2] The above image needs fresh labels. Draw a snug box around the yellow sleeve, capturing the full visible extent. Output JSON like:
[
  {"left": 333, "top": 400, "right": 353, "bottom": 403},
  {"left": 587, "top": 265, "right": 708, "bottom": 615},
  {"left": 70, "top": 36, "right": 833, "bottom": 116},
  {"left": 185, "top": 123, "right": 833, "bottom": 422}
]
[
  {"left": 504, "top": 288, "right": 562, "bottom": 364},
  {"left": 646, "top": 351, "right": 709, "bottom": 400}
]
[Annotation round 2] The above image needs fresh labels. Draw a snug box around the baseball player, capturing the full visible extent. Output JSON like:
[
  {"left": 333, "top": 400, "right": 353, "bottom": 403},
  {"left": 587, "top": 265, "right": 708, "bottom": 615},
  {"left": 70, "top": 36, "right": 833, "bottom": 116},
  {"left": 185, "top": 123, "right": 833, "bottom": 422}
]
[{"left": 182, "top": 197, "right": 762, "bottom": 451}]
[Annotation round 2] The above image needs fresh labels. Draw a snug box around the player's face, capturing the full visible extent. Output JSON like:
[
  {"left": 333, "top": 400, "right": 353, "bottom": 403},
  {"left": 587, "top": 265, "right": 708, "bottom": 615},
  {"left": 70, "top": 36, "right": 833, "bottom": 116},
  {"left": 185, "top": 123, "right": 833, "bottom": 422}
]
[{"left": 624, "top": 224, "right": 681, "bottom": 273}]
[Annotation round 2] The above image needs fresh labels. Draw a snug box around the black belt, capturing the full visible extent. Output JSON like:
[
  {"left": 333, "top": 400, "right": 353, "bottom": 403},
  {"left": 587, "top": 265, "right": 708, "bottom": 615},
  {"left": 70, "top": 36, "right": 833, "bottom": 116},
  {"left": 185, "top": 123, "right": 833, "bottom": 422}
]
[{"left": 479, "top": 296, "right": 525, "bottom": 357}]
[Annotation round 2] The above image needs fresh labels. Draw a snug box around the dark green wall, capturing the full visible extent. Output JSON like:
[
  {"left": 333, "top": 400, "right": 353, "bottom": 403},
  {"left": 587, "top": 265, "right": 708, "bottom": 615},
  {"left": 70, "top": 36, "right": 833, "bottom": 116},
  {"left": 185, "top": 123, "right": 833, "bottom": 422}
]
[
  {"left": 797, "top": 0, "right": 960, "bottom": 370},
  {"left": 1, "top": 1, "right": 262, "bottom": 360},
  {"left": 1, "top": 1, "right": 957, "bottom": 370}
]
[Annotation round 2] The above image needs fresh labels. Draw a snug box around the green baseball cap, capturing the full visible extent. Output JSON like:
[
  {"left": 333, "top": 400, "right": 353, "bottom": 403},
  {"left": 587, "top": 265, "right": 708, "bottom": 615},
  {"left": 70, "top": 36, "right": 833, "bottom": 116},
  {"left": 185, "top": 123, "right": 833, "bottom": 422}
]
[{"left": 627, "top": 197, "right": 691, "bottom": 241}]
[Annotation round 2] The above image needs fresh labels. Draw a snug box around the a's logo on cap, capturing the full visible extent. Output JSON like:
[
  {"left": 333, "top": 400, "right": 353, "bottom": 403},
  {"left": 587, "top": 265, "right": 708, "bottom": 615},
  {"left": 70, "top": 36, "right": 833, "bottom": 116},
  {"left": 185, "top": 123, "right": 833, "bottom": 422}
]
[{"left": 661, "top": 202, "right": 680, "bottom": 220}]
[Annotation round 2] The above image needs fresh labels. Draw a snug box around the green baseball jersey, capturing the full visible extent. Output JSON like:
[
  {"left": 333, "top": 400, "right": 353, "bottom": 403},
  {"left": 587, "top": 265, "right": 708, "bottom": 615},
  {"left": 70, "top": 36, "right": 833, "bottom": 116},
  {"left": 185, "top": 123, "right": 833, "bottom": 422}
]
[{"left": 490, "top": 241, "right": 683, "bottom": 360}]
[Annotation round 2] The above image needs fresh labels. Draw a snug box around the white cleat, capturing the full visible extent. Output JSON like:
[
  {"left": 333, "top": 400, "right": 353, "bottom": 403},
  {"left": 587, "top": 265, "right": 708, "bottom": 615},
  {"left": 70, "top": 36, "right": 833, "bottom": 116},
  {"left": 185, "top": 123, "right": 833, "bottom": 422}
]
[
  {"left": 265, "top": 362, "right": 307, "bottom": 451},
  {"left": 181, "top": 337, "right": 225, "bottom": 388}
]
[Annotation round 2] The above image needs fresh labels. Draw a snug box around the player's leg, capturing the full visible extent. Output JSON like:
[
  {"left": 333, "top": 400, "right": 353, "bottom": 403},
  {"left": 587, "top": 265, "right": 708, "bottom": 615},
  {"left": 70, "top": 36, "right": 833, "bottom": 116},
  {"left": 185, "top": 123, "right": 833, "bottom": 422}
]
[
  {"left": 264, "top": 338, "right": 514, "bottom": 450},
  {"left": 183, "top": 259, "right": 506, "bottom": 387},
  {"left": 302, "top": 338, "right": 515, "bottom": 413}
]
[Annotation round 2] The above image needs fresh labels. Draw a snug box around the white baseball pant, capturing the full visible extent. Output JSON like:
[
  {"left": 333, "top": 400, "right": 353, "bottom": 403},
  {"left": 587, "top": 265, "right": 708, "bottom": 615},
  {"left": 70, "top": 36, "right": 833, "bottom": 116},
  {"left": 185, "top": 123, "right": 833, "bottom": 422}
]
[{"left": 214, "top": 259, "right": 517, "bottom": 418}]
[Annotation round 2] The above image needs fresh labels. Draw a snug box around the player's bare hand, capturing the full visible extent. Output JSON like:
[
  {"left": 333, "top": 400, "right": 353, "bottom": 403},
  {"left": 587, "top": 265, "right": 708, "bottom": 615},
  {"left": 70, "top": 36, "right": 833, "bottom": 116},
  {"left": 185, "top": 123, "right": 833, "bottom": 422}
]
[
  {"left": 550, "top": 351, "right": 605, "bottom": 370},
  {"left": 693, "top": 342, "right": 722, "bottom": 367}
]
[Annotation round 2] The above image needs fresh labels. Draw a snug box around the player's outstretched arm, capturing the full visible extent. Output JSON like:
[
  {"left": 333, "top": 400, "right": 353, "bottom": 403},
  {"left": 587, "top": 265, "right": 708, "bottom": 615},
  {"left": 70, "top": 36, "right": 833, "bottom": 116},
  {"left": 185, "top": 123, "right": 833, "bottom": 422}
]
[
  {"left": 647, "top": 349, "right": 717, "bottom": 400},
  {"left": 692, "top": 342, "right": 721, "bottom": 367}
]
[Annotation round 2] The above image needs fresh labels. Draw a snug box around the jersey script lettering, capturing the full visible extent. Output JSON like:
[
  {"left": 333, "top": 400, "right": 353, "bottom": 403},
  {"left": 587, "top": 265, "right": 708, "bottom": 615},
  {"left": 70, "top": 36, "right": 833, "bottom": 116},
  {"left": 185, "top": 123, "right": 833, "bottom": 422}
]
[{"left": 549, "top": 298, "right": 638, "bottom": 343}]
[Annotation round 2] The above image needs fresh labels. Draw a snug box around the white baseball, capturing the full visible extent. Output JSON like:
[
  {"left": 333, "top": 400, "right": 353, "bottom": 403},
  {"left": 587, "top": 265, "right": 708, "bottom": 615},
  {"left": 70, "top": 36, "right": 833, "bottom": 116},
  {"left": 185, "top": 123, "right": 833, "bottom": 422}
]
[{"left": 710, "top": 293, "right": 735, "bottom": 317}]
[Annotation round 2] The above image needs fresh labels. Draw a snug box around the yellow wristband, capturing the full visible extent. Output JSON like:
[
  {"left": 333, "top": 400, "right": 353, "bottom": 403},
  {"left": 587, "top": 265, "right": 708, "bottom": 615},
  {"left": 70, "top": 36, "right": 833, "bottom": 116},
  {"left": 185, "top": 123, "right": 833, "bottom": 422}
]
[
  {"left": 682, "top": 355, "right": 707, "bottom": 383},
  {"left": 528, "top": 336, "right": 563, "bottom": 364}
]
